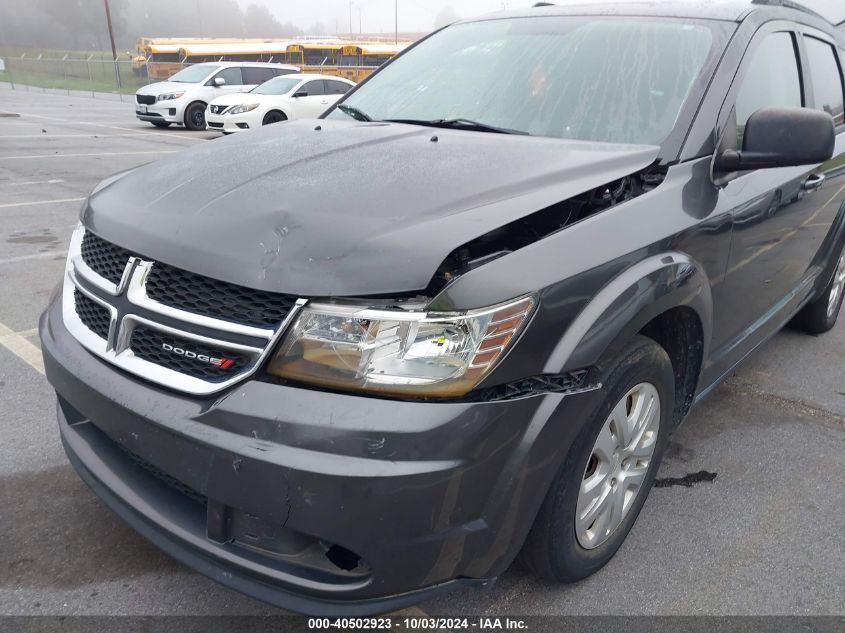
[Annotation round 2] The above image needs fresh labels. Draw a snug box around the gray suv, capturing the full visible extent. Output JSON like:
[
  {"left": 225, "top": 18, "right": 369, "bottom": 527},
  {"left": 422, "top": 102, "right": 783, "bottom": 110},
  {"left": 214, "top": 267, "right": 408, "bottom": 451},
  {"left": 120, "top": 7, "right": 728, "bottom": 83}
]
[{"left": 40, "top": 0, "right": 845, "bottom": 616}]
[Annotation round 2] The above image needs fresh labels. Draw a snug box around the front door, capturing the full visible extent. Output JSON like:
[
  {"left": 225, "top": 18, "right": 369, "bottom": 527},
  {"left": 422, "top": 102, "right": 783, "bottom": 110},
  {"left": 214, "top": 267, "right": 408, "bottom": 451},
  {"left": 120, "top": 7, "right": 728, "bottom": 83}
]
[{"left": 711, "top": 27, "right": 836, "bottom": 368}]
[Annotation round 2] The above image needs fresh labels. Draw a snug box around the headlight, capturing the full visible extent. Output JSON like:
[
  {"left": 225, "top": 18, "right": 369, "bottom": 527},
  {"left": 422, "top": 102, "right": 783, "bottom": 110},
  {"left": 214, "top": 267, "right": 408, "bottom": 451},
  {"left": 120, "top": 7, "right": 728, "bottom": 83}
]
[
  {"left": 266, "top": 296, "right": 535, "bottom": 398},
  {"left": 228, "top": 103, "right": 259, "bottom": 115},
  {"left": 156, "top": 92, "right": 185, "bottom": 101}
]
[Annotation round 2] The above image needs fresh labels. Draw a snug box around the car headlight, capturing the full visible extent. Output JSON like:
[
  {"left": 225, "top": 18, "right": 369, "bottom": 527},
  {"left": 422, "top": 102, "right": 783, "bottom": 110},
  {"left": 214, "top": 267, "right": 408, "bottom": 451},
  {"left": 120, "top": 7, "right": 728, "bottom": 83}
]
[
  {"left": 266, "top": 296, "right": 535, "bottom": 398},
  {"left": 156, "top": 92, "right": 184, "bottom": 101},
  {"left": 228, "top": 103, "right": 259, "bottom": 115}
]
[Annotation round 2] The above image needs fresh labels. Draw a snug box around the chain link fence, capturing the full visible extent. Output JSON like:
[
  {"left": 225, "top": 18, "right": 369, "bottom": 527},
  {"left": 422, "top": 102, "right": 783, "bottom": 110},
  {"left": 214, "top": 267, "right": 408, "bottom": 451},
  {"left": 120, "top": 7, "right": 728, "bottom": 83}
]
[
  {"left": 0, "top": 53, "right": 376, "bottom": 101},
  {"left": 0, "top": 52, "right": 190, "bottom": 100}
]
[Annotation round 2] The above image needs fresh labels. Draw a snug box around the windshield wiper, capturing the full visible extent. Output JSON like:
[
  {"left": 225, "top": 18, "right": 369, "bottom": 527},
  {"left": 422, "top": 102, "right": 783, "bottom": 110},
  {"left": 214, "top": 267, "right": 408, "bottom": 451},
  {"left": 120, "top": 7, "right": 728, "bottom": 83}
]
[
  {"left": 383, "top": 118, "right": 528, "bottom": 135},
  {"left": 337, "top": 104, "right": 372, "bottom": 122}
]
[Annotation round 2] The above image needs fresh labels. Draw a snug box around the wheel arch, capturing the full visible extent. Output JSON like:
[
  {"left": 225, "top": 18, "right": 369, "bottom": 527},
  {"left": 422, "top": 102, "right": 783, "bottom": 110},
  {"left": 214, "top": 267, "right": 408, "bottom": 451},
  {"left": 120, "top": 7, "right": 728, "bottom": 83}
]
[
  {"left": 544, "top": 252, "right": 712, "bottom": 425},
  {"left": 262, "top": 108, "right": 290, "bottom": 124}
]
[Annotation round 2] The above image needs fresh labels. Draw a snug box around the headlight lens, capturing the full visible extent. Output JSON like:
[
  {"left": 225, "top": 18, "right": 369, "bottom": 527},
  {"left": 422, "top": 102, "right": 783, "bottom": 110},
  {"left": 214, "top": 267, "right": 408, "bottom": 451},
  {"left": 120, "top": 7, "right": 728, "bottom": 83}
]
[
  {"left": 267, "top": 296, "right": 535, "bottom": 398},
  {"left": 228, "top": 103, "right": 259, "bottom": 115},
  {"left": 156, "top": 92, "right": 185, "bottom": 101}
]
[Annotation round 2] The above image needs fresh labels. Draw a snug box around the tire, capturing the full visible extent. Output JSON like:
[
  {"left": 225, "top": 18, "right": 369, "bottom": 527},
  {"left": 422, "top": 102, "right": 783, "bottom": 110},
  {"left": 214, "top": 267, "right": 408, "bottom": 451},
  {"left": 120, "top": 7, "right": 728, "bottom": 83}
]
[
  {"left": 791, "top": 245, "right": 845, "bottom": 334},
  {"left": 521, "top": 335, "right": 674, "bottom": 583},
  {"left": 262, "top": 110, "right": 287, "bottom": 125},
  {"left": 183, "top": 102, "right": 207, "bottom": 131},
  {"left": 150, "top": 121, "right": 171, "bottom": 128}
]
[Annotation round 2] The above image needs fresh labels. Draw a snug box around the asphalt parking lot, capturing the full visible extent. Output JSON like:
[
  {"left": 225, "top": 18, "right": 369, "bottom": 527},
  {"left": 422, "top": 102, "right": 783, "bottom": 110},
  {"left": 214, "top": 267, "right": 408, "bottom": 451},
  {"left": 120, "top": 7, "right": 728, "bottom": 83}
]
[{"left": 0, "top": 83, "right": 843, "bottom": 617}]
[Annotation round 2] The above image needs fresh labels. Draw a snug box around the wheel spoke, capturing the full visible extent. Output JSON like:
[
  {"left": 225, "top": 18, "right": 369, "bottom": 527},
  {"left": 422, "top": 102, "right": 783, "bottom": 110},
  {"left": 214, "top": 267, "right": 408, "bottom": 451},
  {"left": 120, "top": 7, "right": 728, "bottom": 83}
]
[
  {"left": 625, "top": 437, "right": 656, "bottom": 462},
  {"left": 630, "top": 394, "right": 656, "bottom": 448},
  {"left": 606, "top": 481, "right": 626, "bottom": 533},
  {"left": 593, "top": 421, "right": 618, "bottom": 464},
  {"left": 610, "top": 400, "right": 632, "bottom": 448},
  {"left": 621, "top": 465, "right": 647, "bottom": 491},
  {"left": 576, "top": 478, "right": 611, "bottom": 536}
]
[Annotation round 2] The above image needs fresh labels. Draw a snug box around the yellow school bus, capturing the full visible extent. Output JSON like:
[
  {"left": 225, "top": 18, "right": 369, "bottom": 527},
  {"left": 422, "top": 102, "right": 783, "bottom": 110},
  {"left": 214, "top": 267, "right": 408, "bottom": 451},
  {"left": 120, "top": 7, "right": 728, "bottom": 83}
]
[
  {"left": 335, "top": 43, "right": 408, "bottom": 81},
  {"left": 177, "top": 41, "right": 294, "bottom": 64},
  {"left": 284, "top": 43, "right": 345, "bottom": 68},
  {"left": 136, "top": 38, "right": 294, "bottom": 79}
]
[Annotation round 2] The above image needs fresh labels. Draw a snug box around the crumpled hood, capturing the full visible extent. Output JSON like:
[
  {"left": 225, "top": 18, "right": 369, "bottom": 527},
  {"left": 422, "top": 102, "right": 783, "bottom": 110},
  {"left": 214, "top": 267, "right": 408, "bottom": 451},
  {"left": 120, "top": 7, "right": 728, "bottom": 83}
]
[
  {"left": 136, "top": 81, "right": 194, "bottom": 96},
  {"left": 85, "top": 119, "right": 660, "bottom": 297}
]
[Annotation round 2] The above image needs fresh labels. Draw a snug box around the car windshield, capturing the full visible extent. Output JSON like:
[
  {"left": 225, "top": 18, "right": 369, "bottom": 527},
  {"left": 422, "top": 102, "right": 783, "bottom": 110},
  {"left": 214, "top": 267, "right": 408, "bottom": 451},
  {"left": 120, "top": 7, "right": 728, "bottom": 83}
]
[
  {"left": 251, "top": 77, "right": 303, "bottom": 95},
  {"left": 330, "top": 17, "right": 721, "bottom": 145},
  {"left": 169, "top": 64, "right": 220, "bottom": 83}
]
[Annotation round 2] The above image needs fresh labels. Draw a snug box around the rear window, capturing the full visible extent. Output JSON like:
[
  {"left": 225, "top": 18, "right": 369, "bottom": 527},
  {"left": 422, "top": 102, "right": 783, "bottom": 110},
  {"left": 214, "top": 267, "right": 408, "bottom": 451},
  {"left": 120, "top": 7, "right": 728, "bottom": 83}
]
[{"left": 330, "top": 17, "right": 722, "bottom": 145}]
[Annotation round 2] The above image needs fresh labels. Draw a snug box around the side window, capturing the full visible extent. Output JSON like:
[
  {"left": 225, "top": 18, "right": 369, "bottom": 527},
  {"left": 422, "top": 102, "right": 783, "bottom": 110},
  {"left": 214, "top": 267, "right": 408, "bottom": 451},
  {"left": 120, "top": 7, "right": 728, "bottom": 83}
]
[
  {"left": 804, "top": 36, "right": 845, "bottom": 126},
  {"left": 300, "top": 80, "right": 326, "bottom": 96},
  {"left": 242, "top": 67, "right": 276, "bottom": 85},
  {"left": 274, "top": 68, "right": 296, "bottom": 77},
  {"left": 212, "top": 67, "right": 244, "bottom": 86},
  {"left": 326, "top": 80, "right": 352, "bottom": 95},
  {"left": 736, "top": 32, "right": 802, "bottom": 141}
]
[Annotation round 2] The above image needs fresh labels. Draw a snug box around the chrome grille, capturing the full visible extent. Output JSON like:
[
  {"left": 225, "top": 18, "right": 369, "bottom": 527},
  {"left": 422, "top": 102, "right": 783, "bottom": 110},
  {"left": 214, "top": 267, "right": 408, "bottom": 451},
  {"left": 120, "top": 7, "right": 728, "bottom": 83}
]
[{"left": 62, "top": 226, "right": 306, "bottom": 395}]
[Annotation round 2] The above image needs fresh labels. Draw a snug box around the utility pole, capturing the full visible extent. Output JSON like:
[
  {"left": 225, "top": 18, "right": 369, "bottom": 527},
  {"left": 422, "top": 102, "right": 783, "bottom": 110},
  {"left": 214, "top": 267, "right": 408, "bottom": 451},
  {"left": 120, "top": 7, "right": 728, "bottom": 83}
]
[
  {"left": 395, "top": 0, "right": 398, "bottom": 44},
  {"left": 359, "top": 8, "right": 362, "bottom": 34},
  {"left": 349, "top": 1, "right": 353, "bottom": 37},
  {"left": 102, "top": 0, "right": 118, "bottom": 60},
  {"left": 103, "top": 0, "right": 122, "bottom": 96}
]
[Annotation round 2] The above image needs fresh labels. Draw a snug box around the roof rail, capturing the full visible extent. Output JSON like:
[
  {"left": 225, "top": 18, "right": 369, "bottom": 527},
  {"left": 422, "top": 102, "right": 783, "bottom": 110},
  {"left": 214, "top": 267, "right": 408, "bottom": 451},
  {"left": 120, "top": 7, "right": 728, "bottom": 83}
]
[
  {"left": 750, "top": 0, "right": 827, "bottom": 21},
  {"left": 532, "top": 2, "right": 556, "bottom": 7}
]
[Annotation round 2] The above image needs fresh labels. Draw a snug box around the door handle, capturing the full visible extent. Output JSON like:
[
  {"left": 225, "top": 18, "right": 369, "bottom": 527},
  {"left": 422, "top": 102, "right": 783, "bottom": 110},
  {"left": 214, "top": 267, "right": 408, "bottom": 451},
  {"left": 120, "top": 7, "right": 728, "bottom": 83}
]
[{"left": 802, "top": 174, "right": 826, "bottom": 192}]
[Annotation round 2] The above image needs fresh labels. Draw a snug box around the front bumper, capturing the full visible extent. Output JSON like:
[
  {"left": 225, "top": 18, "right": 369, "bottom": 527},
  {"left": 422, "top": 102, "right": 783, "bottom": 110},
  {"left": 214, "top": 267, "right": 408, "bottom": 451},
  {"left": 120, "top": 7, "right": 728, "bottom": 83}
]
[
  {"left": 205, "top": 111, "right": 255, "bottom": 133},
  {"left": 40, "top": 295, "right": 601, "bottom": 614},
  {"left": 135, "top": 100, "right": 184, "bottom": 124}
]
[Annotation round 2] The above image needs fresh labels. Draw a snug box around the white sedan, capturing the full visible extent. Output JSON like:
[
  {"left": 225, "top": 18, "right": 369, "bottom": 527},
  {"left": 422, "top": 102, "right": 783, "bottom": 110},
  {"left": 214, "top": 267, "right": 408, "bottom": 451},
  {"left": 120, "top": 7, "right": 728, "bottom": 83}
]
[{"left": 205, "top": 74, "right": 356, "bottom": 133}]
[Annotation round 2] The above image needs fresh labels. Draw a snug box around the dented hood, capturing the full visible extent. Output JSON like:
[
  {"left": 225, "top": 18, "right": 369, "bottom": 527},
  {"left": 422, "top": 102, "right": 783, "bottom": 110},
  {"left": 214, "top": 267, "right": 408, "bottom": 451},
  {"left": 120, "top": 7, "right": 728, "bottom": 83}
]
[{"left": 85, "top": 119, "right": 659, "bottom": 297}]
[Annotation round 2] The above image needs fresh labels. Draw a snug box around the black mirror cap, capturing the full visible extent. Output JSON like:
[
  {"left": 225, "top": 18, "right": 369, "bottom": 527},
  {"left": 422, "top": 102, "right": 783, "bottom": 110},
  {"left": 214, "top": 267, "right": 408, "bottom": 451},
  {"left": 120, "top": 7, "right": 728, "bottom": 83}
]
[
  {"left": 720, "top": 107, "right": 835, "bottom": 172},
  {"left": 293, "top": 91, "right": 308, "bottom": 98}
]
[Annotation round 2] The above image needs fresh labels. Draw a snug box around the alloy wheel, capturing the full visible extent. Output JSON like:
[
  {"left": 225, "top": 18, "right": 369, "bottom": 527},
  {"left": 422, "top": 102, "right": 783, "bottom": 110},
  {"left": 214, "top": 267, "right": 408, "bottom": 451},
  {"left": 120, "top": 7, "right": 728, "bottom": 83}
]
[
  {"left": 575, "top": 382, "right": 660, "bottom": 549},
  {"left": 827, "top": 253, "right": 845, "bottom": 319}
]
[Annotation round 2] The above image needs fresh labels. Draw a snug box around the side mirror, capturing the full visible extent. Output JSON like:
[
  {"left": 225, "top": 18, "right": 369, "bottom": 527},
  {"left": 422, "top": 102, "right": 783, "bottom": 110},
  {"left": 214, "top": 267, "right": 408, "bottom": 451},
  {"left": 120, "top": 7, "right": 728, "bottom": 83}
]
[
  {"left": 213, "top": 77, "right": 226, "bottom": 87},
  {"left": 717, "top": 107, "right": 835, "bottom": 173},
  {"left": 292, "top": 91, "right": 308, "bottom": 98}
]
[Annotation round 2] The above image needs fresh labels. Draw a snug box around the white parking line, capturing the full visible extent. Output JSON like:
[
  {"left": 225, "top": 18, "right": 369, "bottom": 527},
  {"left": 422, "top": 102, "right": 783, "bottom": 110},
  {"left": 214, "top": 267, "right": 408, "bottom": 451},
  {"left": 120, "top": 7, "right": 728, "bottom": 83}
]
[
  {"left": 0, "top": 197, "right": 85, "bottom": 209},
  {"left": 0, "top": 133, "right": 178, "bottom": 139},
  {"left": 0, "top": 321, "right": 44, "bottom": 375},
  {"left": 0, "top": 250, "right": 68, "bottom": 265},
  {"left": 0, "top": 151, "right": 176, "bottom": 160},
  {"left": 0, "top": 179, "right": 66, "bottom": 186},
  {"left": 21, "top": 112, "right": 203, "bottom": 141}
]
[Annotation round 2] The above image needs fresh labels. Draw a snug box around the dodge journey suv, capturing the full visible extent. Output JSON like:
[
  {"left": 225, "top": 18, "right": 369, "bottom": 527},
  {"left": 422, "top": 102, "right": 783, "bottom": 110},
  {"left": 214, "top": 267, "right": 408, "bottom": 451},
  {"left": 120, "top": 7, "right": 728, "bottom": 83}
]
[{"left": 41, "top": 0, "right": 845, "bottom": 615}]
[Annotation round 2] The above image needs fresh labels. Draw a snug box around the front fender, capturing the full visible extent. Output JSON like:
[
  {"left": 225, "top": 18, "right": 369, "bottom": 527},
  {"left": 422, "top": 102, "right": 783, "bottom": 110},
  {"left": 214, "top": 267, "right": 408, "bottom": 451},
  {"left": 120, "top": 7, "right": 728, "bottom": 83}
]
[{"left": 543, "top": 252, "right": 713, "bottom": 375}]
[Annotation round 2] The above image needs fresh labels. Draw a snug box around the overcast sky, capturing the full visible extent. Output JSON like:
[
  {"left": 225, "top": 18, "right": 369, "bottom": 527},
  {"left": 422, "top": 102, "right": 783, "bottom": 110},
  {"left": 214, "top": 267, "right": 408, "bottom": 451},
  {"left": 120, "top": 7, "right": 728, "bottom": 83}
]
[
  {"left": 240, "top": 0, "right": 845, "bottom": 34},
  {"left": 237, "top": 1, "right": 525, "bottom": 34}
]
